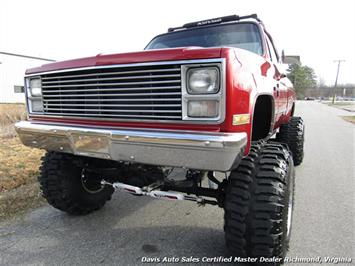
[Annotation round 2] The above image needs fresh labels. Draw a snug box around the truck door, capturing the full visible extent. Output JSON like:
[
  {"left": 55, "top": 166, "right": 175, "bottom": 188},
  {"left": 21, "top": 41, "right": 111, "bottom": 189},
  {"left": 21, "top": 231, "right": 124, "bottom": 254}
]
[{"left": 265, "top": 34, "right": 288, "bottom": 123}]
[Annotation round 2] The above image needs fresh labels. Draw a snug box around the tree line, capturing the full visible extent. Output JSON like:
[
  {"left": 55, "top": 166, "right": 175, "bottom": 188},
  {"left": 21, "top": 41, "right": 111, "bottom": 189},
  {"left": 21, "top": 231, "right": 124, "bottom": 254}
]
[{"left": 286, "top": 63, "right": 354, "bottom": 99}]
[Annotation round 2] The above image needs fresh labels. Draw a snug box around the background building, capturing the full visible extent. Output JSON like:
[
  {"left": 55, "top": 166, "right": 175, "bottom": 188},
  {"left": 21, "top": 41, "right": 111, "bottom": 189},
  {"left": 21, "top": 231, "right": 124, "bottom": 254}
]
[
  {"left": 282, "top": 55, "right": 301, "bottom": 65},
  {"left": 0, "top": 52, "right": 55, "bottom": 103}
]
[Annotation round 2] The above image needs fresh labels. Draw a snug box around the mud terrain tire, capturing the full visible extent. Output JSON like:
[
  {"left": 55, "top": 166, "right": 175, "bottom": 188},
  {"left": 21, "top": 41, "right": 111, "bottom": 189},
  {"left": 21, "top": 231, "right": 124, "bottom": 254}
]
[
  {"left": 38, "top": 152, "right": 114, "bottom": 215},
  {"left": 276, "top": 117, "right": 305, "bottom": 166},
  {"left": 224, "top": 141, "right": 295, "bottom": 265}
]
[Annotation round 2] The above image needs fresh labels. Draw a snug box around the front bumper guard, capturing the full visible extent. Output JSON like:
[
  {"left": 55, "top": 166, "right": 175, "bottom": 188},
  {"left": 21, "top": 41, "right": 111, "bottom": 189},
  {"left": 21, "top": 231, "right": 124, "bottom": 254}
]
[{"left": 15, "top": 121, "right": 247, "bottom": 171}]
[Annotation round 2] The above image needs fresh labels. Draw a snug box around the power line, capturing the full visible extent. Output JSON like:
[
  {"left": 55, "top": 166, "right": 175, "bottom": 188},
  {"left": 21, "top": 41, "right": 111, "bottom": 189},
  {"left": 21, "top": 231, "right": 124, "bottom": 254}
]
[
  {"left": 332, "top": 60, "right": 345, "bottom": 104},
  {"left": 0, "top": 51, "right": 55, "bottom": 62}
]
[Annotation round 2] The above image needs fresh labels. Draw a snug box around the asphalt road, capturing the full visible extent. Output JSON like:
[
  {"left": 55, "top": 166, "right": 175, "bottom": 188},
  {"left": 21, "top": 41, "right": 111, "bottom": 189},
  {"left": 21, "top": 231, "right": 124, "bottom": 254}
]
[{"left": 0, "top": 101, "right": 354, "bottom": 266}]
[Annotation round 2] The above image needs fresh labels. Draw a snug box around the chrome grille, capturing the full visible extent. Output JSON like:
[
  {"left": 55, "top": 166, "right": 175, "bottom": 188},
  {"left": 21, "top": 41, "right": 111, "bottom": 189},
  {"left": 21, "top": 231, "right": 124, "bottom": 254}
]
[{"left": 40, "top": 64, "right": 182, "bottom": 121}]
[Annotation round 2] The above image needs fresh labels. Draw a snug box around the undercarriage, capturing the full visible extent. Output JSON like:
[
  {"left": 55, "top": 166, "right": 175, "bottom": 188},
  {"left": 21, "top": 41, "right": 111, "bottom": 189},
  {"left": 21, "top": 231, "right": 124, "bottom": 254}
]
[{"left": 72, "top": 155, "right": 227, "bottom": 206}]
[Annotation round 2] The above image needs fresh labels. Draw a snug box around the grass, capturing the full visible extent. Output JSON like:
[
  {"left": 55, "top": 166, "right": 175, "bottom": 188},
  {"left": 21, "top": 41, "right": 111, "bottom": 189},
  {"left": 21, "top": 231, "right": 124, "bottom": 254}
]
[
  {"left": 342, "top": 116, "right": 355, "bottom": 124},
  {"left": 0, "top": 103, "right": 27, "bottom": 124},
  {"left": 0, "top": 103, "right": 27, "bottom": 137},
  {"left": 0, "top": 103, "right": 45, "bottom": 221},
  {"left": 0, "top": 137, "right": 44, "bottom": 192}
]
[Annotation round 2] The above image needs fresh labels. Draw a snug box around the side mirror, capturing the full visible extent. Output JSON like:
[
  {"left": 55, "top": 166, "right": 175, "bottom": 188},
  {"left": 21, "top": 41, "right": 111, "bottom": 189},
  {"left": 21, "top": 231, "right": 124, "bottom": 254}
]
[{"left": 274, "top": 64, "right": 287, "bottom": 80}]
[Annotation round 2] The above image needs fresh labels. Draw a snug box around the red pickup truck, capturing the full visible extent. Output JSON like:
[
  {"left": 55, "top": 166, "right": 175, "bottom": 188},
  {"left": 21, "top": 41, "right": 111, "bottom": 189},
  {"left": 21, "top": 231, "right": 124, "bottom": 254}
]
[{"left": 16, "top": 14, "right": 304, "bottom": 263}]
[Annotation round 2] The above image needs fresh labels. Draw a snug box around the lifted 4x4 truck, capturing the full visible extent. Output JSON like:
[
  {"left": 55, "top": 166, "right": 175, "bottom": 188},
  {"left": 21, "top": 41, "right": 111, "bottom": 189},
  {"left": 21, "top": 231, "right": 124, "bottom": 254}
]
[{"left": 16, "top": 14, "right": 304, "bottom": 264}]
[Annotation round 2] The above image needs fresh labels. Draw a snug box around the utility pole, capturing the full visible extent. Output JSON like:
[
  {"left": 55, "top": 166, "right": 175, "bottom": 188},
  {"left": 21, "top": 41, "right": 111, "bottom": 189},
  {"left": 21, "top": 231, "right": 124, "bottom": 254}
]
[{"left": 332, "top": 60, "right": 345, "bottom": 104}]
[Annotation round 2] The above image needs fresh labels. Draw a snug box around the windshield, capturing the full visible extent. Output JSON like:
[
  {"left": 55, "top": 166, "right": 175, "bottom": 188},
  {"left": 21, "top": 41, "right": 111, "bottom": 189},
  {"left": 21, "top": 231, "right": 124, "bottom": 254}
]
[{"left": 145, "top": 22, "right": 263, "bottom": 55}]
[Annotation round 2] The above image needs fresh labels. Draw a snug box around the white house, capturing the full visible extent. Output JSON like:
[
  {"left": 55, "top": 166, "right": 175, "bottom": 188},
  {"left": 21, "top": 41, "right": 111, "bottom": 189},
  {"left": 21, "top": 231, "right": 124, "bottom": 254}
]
[{"left": 0, "top": 52, "right": 55, "bottom": 103}]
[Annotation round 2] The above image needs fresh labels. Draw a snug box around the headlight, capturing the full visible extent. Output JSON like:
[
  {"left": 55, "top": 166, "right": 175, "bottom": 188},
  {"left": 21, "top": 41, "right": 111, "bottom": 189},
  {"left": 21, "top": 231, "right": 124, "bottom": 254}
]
[
  {"left": 26, "top": 77, "right": 43, "bottom": 113},
  {"left": 30, "top": 99, "right": 44, "bottom": 112},
  {"left": 187, "top": 67, "right": 219, "bottom": 94},
  {"left": 182, "top": 62, "right": 224, "bottom": 122},
  {"left": 29, "top": 78, "right": 42, "bottom": 96},
  {"left": 187, "top": 100, "right": 219, "bottom": 118}
]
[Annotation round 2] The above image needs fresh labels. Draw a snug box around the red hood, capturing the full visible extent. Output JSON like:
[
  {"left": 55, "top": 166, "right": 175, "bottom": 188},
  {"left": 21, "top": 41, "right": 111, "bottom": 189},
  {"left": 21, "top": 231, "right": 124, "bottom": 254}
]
[{"left": 26, "top": 47, "right": 222, "bottom": 74}]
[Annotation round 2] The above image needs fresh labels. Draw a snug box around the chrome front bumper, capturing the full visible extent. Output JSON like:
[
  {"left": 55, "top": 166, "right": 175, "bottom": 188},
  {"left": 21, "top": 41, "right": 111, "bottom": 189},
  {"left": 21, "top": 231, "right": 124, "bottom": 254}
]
[{"left": 15, "top": 121, "right": 247, "bottom": 171}]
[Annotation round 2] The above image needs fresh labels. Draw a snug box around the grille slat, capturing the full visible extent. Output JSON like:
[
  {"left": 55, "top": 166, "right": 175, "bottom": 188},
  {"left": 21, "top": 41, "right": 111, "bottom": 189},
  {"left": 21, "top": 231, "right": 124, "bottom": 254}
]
[
  {"left": 41, "top": 74, "right": 181, "bottom": 84},
  {"left": 40, "top": 64, "right": 183, "bottom": 121},
  {"left": 42, "top": 79, "right": 181, "bottom": 88},
  {"left": 42, "top": 85, "right": 181, "bottom": 93},
  {"left": 43, "top": 108, "right": 181, "bottom": 113},
  {"left": 41, "top": 68, "right": 181, "bottom": 81},
  {"left": 43, "top": 103, "right": 181, "bottom": 107},
  {"left": 42, "top": 98, "right": 181, "bottom": 102},
  {"left": 39, "top": 112, "right": 181, "bottom": 119},
  {"left": 42, "top": 92, "right": 181, "bottom": 98}
]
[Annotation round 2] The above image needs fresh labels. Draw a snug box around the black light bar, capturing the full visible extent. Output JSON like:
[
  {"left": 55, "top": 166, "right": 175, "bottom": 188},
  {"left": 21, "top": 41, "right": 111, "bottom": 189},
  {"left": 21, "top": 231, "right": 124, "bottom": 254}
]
[{"left": 168, "top": 14, "right": 260, "bottom": 32}]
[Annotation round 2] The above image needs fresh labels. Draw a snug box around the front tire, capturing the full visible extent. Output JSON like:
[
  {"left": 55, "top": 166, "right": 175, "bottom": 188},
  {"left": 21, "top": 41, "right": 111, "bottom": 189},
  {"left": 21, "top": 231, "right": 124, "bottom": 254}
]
[
  {"left": 38, "top": 152, "right": 114, "bottom": 215},
  {"left": 276, "top": 117, "right": 305, "bottom": 166},
  {"left": 224, "top": 141, "right": 295, "bottom": 265}
]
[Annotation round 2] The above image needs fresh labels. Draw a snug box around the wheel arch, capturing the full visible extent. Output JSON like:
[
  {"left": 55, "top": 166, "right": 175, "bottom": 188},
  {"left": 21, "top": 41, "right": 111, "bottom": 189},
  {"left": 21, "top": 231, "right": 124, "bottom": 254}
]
[
  {"left": 251, "top": 93, "right": 275, "bottom": 141},
  {"left": 291, "top": 102, "right": 295, "bottom": 116}
]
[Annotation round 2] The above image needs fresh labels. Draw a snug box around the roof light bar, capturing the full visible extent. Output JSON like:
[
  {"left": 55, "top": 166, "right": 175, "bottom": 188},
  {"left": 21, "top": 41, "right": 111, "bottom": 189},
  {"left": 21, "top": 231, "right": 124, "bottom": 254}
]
[{"left": 168, "top": 14, "right": 261, "bottom": 32}]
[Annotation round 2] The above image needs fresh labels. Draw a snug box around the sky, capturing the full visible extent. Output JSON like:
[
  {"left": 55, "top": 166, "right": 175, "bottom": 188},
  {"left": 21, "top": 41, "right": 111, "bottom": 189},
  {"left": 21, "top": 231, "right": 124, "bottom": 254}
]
[{"left": 1, "top": 0, "right": 354, "bottom": 85}]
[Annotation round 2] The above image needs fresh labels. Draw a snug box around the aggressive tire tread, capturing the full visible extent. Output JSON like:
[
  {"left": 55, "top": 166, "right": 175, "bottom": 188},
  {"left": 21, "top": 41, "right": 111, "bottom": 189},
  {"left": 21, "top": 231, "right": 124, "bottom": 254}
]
[
  {"left": 276, "top": 117, "right": 305, "bottom": 165},
  {"left": 224, "top": 141, "right": 294, "bottom": 264},
  {"left": 38, "top": 152, "right": 114, "bottom": 215}
]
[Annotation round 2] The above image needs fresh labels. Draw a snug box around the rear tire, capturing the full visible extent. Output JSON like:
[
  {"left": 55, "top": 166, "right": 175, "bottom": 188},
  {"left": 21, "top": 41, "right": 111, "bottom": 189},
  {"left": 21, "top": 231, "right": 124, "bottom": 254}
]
[
  {"left": 276, "top": 117, "right": 305, "bottom": 166},
  {"left": 38, "top": 152, "right": 114, "bottom": 215},
  {"left": 224, "top": 141, "right": 295, "bottom": 265}
]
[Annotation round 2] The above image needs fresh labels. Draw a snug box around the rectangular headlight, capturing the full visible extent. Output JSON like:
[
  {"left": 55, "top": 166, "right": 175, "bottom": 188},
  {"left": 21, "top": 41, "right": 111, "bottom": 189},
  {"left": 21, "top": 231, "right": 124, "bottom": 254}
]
[
  {"left": 187, "top": 67, "right": 219, "bottom": 94},
  {"left": 29, "top": 78, "right": 42, "bottom": 97},
  {"left": 181, "top": 61, "right": 225, "bottom": 123},
  {"left": 187, "top": 100, "right": 219, "bottom": 118},
  {"left": 26, "top": 77, "right": 43, "bottom": 113},
  {"left": 30, "top": 98, "right": 44, "bottom": 112}
]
